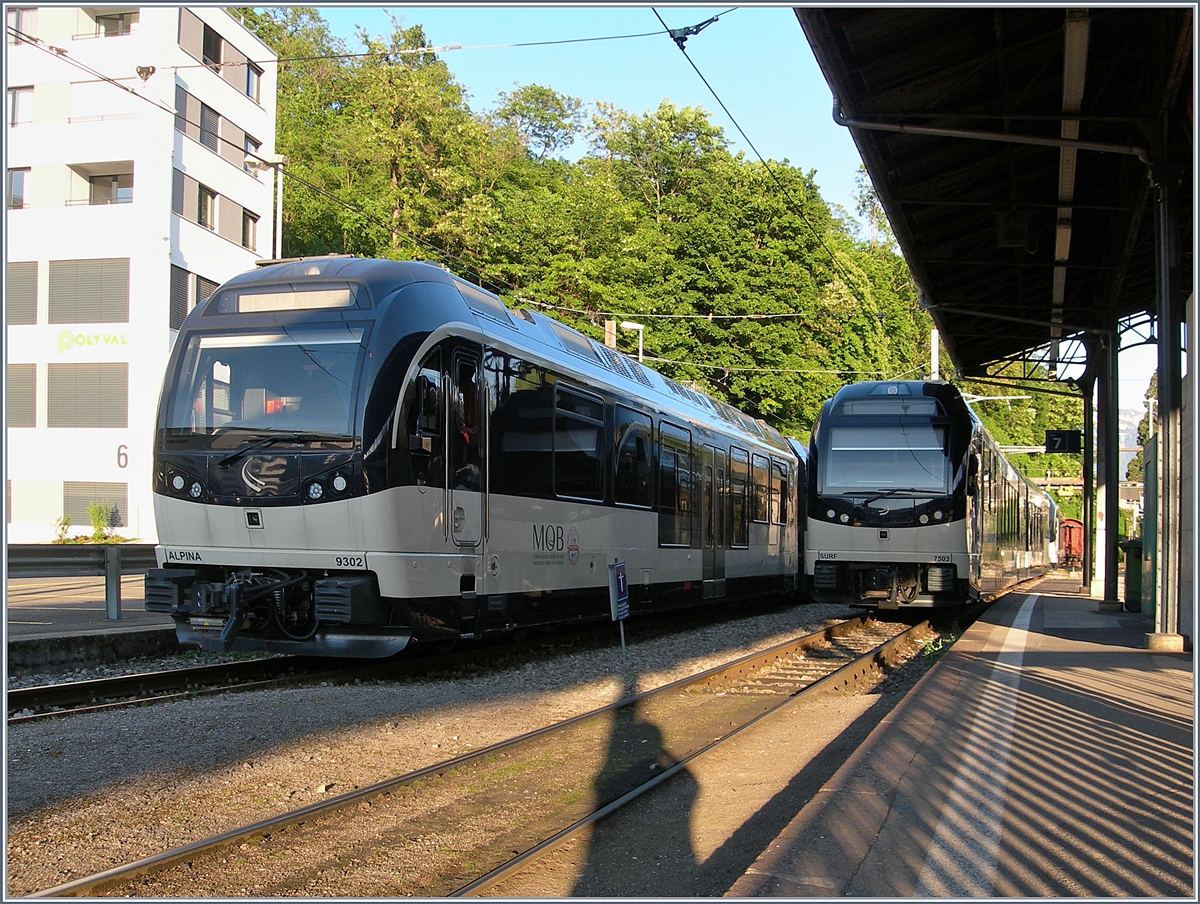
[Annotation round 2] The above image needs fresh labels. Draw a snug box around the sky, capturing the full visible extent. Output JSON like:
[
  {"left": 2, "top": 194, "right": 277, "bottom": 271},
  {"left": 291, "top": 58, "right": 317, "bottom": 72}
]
[{"left": 313, "top": 4, "right": 1158, "bottom": 415}]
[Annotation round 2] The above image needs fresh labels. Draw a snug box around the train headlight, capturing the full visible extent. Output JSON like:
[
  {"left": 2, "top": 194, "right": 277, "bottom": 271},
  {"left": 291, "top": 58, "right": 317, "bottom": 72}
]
[
  {"left": 826, "top": 508, "right": 837, "bottom": 520},
  {"left": 188, "top": 481, "right": 204, "bottom": 499},
  {"left": 307, "top": 481, "right": 325, "bottom": 501},
  {"left": 331, "top": 473, "right": 348, "bottom": 494},
  {"left": 171, "top": 474, "right": 186, "bottom": 492},
  {"left": 919, "top": 513, "right": 930, "bottom": 525},
  {"left": 839, "top": 512, "right": 850, "bottom": 524},
  {"left": 934, "top": 510, "right": 945, "bottom": 521}
]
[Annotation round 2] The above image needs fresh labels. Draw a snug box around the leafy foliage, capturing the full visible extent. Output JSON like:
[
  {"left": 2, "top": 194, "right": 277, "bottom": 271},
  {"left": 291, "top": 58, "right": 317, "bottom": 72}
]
[{"left": 241, "top": 10, "right": 1062, "bottom": 444}]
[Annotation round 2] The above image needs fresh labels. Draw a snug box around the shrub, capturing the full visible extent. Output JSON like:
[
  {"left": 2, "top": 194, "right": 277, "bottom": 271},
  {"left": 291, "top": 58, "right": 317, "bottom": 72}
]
[{"left": 86, "top": 500, "right": 113, "bottom": 541}]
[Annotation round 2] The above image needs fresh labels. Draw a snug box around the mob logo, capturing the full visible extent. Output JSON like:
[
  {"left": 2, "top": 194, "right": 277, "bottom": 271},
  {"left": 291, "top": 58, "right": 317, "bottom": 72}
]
[{"left": 533, "top": 524, "right": 565, "bottom": 552}]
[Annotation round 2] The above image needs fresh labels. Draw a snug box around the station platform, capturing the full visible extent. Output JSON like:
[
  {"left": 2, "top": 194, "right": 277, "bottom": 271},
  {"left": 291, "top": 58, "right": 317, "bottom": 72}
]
[
  {"left": 729, "top": 576, "right": 1195, "bottom": 897},
  {"left": 5, "top": 575, "right": 180, "bottom": 671}
]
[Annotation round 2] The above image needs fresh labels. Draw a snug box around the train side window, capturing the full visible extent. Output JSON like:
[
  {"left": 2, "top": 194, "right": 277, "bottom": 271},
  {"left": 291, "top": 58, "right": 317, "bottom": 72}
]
[
  {"left": 614, "top": 405, "right": 653, "bottom": 508},
  {"left": 554, "top": 384, "right": 604, "bottom": 501},
  {"left": 770, "top": 458, "right": 788, "bottom": 525},
  {"left": 729, "top": 447, "right": 749, "bottom": 547},
  {"left": 659, "top": 422, "right": 692, "bottom": 547},
  {"left": 452, "top": 354, "right": 481, "bottom": 491},
  {"left": 485, "top": 351, "right": 553, "bottom": 499},
  {"left": 751, "top": 453, "right": 769, "bottom": 523},
  {"left": 400, "top": 348, "right": 443, "bottom": 488}
]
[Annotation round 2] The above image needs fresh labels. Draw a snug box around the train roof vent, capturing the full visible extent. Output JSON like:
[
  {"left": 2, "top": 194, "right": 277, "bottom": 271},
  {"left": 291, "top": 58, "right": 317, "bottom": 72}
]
[
  {"left": 549, "top": 321, "right": 601, "bottom": 362},
  {"left": 663, "top": 376, "right": 714, "bottom": 412},
  {"left": 454, "top": 279, "right": 513, "bottom": 327},
  {"left": 592, "top": 341, "right": 633, "bottom": 378},
  {"left": 591, "top": 341, "right": 653, "bottom": 387},
  {"left": 626, "top": 359, "right": 654, "bottom": 388}
]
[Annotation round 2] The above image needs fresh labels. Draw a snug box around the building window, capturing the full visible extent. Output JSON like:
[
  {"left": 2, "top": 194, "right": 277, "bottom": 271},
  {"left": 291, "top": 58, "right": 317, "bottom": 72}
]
[
  {"left": 88, "top": 172, "right": 133, "bottom": 205},
  {"left": 48, "top": 363, "right": 128, "bottom": 427},
  {"left": 63, "top": 482, "right": 127, "bottom": 529},
  {"left": 197, "top": 185, "right": 216, "bottom": 229},
  {"left": 6, "top": 7, "right": 36, "bottom": 44},
  {"left": 242, "top": 211, "right": 258, "bottom": 250},
  {"left": 197, "top": 275, "right": 219, "bottom": 305},
  {"left": 7, "top": 167, "right": 29, "bottom": 209},
  {"left": 7, "top": 364, "right": 36, "bottom": 427},
  {"left": 244, "top": 134, "right": 261, "bottom": 175},
  {"left": 202, "top": 23, "right": 222, "bottom": 68},
  {"left": 48, "top": 258, "right": 129, "bottom": 323},
  {"left": 6, "top": 261, "right": 37, "bottom": 325},
  {"left": 246, "top": 62, "right": 262, "bottom": 102},
  {"left": 94, "top": 11, "right": 137, "bottom": 37},
  {"left": 199, "top": 103, "right": 219, "bottom": 152},
  {"left": 7, "top": 86, "right": 32, "bottom": 126},
  {"left": 170, "top": 262, "right": 190, "bottom": 328}
]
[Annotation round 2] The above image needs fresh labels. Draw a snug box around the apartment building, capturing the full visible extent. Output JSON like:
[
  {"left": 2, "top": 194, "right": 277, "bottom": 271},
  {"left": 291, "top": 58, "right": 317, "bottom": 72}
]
[{"left": 5, "top": 6, "right": 279, "bottom": 541}]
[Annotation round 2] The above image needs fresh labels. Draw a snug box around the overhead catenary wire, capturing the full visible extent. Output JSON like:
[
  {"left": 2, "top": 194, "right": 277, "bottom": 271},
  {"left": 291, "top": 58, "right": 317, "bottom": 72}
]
[
  {"left": 642, "top": 356, "right": 925, "bottom": 378},
  {"left": 169, "top": 28, "right": 668, "bottom": 72},
  {"left": 649, "top": 9, "right": 871, "bottom": 304}
]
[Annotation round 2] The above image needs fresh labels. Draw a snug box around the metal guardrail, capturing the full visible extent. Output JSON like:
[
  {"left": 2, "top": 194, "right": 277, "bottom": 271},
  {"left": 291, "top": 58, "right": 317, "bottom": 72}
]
[
  {"left": 6, "top": 543, "right": 157, "bottom": 578},
  {"left": 6, "top": 544, "right": 159, "bottom": 620}
]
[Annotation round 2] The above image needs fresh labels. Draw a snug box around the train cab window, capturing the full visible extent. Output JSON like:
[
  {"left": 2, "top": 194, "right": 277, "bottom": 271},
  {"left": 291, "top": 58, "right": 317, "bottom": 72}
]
[
  {"left": 554, "top": 385, "right": 604, "bottom": 501},
  {"left": 658, "top": 423, "right": 693, "bottom": 547},
  {"left": 614, "top": 405, "right": 653, "bottom": 508},
  {"left": 770, "top": 458, "right": 788, "bottom": 525},
  {"left": 728, "top": 447, "right": 749, "bottom": 547},
  {"left": 750, "top": 453, "right": 769, "bottom": 523},
  {"left": 167, "top": 326, "right": 362, "bottom": 440}
]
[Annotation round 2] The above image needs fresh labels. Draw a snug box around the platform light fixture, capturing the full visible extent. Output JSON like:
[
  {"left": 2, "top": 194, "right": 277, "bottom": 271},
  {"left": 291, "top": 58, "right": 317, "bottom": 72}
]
[{"left": 620, "top": 321, "right": 645, "bottom": 362}]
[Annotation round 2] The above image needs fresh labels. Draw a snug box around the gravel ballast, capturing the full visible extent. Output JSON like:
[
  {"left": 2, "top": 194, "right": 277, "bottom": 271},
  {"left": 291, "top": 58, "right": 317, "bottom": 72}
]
[{"left": 6, "top": 600, "right": 939, "bottom": 896}]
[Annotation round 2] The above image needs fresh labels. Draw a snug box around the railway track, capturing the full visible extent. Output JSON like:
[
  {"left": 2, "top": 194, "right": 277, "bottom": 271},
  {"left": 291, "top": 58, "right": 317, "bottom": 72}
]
[
  {"left": 28, "top": 614, "right": 937, "bottom": 898},
  {"left": 6, "top": 657, "right": 344, "bottom": 724},
  {"left": 6, "top": 596, "right": 805, "bottom": 725}
]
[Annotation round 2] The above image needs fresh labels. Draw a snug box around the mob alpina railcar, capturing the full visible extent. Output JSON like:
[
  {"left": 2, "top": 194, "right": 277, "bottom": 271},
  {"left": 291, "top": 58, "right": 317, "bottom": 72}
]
[{"left": 146, "top": 258, "right": 801, "bottom": 656}]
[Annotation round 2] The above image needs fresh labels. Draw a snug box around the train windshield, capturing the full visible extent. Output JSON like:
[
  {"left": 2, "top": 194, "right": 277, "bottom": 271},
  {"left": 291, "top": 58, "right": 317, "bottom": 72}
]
[
  {"left": 820, "top": 421, "right": 950, "bottom": 494},
  {"left": 165, "top": 324, "right": 366, "bottom": 442}
]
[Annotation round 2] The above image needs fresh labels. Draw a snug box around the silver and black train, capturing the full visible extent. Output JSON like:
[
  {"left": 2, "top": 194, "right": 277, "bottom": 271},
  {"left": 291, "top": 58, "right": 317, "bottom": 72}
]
[
  {"left": 804, "top": 380, "right": 1056, "bottom": 608},
  {"left": 146, "top": 258, "right": 802, "bottom": 657}
]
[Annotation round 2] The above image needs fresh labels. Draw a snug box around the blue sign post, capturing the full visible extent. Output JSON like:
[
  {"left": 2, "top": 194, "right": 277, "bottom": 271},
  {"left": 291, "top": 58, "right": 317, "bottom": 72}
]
[{"left": 609, "top": 560, "right": 630, "bottom": 651}]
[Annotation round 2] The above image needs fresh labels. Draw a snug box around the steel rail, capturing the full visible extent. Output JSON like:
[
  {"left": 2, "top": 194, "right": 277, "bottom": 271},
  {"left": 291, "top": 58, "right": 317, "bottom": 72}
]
[
  {"left": 27, "top": 617, "right": 873, "bottom": 897},
  {"left": 6, "top": 656, "right": 337, "bottom": 724},
  {"left": 29, "top": 615, "right": 928, "bottom": 898},
  {"left": 450, "top": 618, "right": 932, "bottom": 897}
]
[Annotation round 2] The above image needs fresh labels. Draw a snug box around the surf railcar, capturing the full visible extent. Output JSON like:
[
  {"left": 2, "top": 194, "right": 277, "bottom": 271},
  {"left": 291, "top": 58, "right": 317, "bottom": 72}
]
[{"left": 146, "top": 257, "right": 802, "bottom": 657}]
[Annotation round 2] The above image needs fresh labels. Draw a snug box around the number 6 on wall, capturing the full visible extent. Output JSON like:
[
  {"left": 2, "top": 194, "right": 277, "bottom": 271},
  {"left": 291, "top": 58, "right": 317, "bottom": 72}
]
[{"left": 117, "top": 444, "right": 129, "bottom": 469}]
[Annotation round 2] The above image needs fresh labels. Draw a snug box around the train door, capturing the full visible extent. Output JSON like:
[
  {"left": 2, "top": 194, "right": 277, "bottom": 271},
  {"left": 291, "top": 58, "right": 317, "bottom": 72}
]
[
  {"left": 702, "top": 444, "right": 726, "bottom": 597},
  {"left": 968, "top": 449, "right": 983, "bottom": 586},
  {"left": 448, "top": 348, "right": 483, "bottom": 547}
]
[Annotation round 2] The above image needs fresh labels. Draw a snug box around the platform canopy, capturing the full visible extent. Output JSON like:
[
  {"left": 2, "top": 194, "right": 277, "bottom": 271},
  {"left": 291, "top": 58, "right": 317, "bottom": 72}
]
[{"left": 797, "top": 7, "right": 1193, "bottom": 376}]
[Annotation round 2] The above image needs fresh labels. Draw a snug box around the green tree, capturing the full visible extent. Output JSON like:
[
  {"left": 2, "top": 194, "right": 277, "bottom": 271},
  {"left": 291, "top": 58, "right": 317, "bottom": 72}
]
[{"left": 493, "top": 84, "right": 584, "bottom": 161}]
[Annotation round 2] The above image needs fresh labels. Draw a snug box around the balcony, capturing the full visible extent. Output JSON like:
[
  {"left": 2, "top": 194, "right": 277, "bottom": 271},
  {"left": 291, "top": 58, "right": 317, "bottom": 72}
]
[{"left": 66, "top": 162, "right": 134, "bottom": 206}]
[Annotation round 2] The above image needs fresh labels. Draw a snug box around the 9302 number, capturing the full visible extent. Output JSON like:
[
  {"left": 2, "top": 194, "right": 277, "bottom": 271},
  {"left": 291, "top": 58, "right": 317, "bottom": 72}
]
[{"left": 335, "top": 555, "right": 365, "bottom": 568}]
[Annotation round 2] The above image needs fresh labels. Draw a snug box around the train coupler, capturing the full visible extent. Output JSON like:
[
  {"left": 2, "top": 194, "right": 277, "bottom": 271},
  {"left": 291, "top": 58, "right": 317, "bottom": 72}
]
[{"left": 218, "top": 582, "right": 246, "bottom": 651}]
